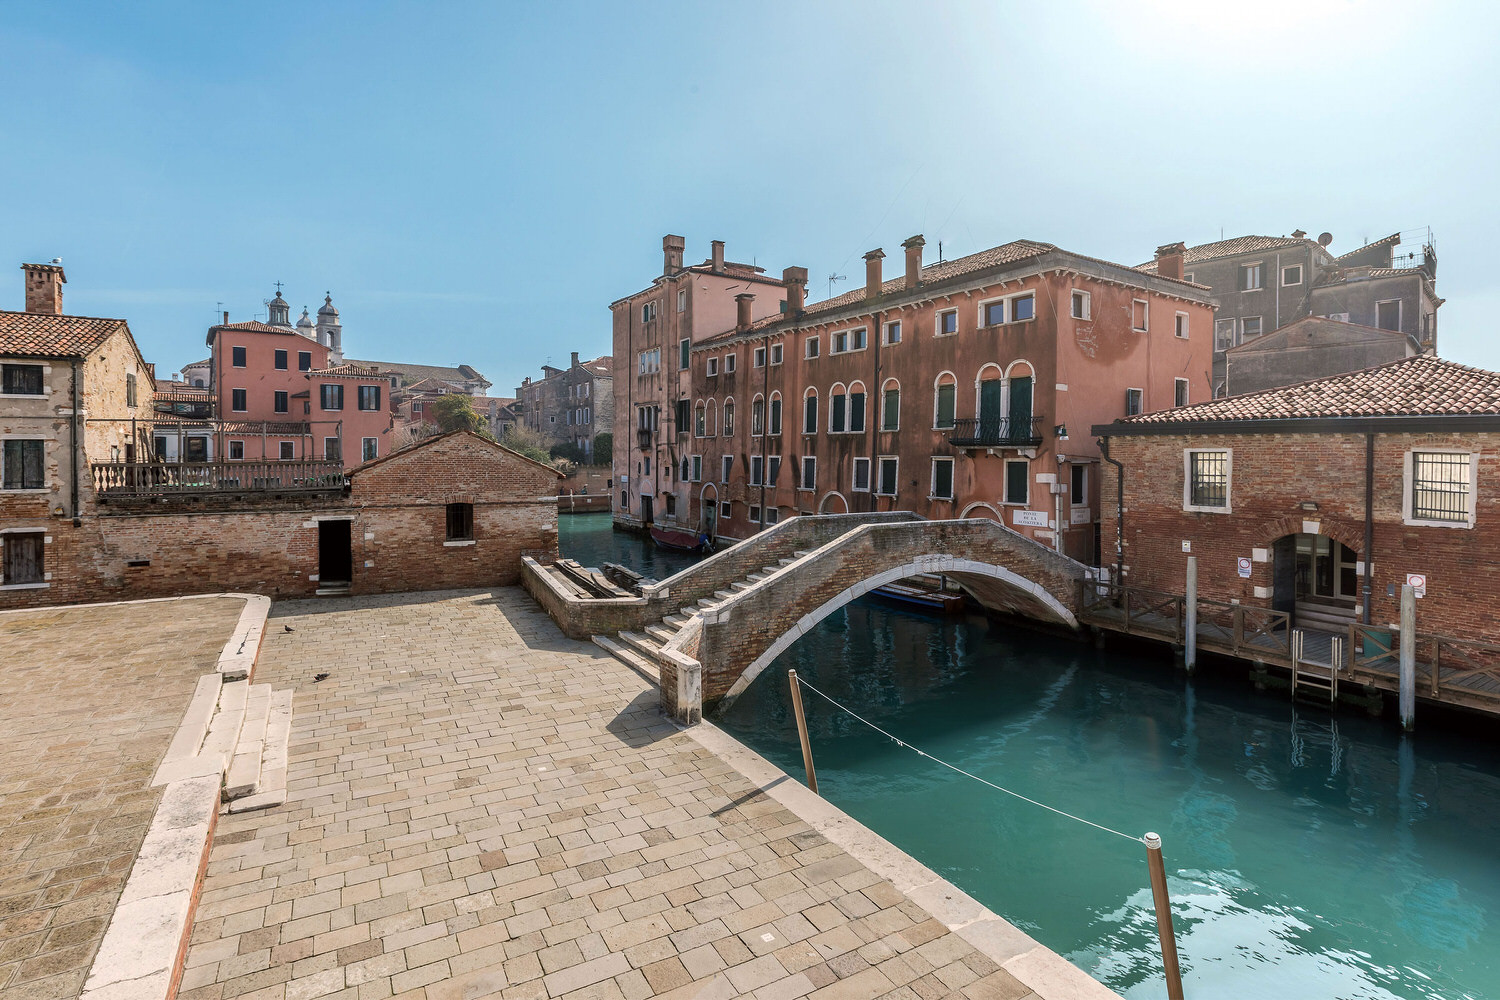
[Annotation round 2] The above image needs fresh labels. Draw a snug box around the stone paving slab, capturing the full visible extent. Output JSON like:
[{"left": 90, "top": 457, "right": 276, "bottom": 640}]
[
  {"left": 0, "top": 596, "right": 250, "bottom": 1000},
  {"left": 179, "top": 589, "right": 1054, "bottom": 1000}
]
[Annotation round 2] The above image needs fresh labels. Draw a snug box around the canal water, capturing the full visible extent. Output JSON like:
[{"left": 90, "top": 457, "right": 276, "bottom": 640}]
[
  {"left": 560, "top": 513, "right": 1500, "bottom": 999},
  {"left": 557, "top": 512, "right": 701, "bottom": 581}
]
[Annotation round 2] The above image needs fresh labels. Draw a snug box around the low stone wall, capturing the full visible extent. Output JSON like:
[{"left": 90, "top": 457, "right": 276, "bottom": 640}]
[{"left": 522, "top": 557, "right": 653, "bottom": 639}]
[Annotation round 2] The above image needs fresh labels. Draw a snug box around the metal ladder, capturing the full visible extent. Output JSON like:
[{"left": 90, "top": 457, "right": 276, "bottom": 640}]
[{"left": 1291, "top": 628, "right": 1344, "bottom": 706}]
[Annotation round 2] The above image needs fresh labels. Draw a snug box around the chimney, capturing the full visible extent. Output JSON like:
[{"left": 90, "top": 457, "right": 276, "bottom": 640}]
[
  {"left": 863, "top": 249, "right": 885, "bottom": 300},
  {"left": 222, "top": 310, "right": 229, "bottom": 325},
  {"left": 662, "top": 234, "right": 685, "bottom": 275},
  {"left": 21, "top": 263, "right": 65, "bottom": 315},
  {"left": 711, "top": 240, "right": 725, "bottom": 273},
  {"left": 1291, "top": 229, "right": 1307, "bottom": 239},
  {"left": 1154, "top": 242, "right": 1187, "bottom": 281},
  {"left": 901, "top": 235, "right": 925, "bottom": 290},
  {"left": 782, "top": 266, "right": 808, "bottom": 313},
  {"left": 571, "top": 351, "right": 580, "bottom": 369},
  {"left": 735, "top": 293, "right": 754, "bottom": 331}
]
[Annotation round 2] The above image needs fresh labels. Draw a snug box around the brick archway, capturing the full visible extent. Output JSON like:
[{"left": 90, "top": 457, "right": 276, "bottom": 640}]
[{"left": 1258, "top": 515, "right": 1364, "bottom": 553}]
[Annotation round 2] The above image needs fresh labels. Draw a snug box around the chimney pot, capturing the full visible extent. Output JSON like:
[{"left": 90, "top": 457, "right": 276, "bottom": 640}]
[
  {"left": 901, "top": 235, "right": 925, "bottom": 290},
  {"left": 863, "top": 249, "right": 885, "bottom": 300},
  {"left": 781, "top": 266, "right": 808, "bottom": 313},
  {"left": 571, "top": 351, "right": 580, "bottom": 368},
  {"left": 21, "top": 263, "right": 66, "bottom": 315},
  {"left": 735, "top": 293, "right": 754, "bottom": 331},
  {"left": 662, "top": 234, "right": 685, "bottom": 275},
  {"left": 711, "top": 240, "right": 726, "bottom": 273},
  {"left": 1154, "top": 241, "right": 1187, "bottom": 281}
]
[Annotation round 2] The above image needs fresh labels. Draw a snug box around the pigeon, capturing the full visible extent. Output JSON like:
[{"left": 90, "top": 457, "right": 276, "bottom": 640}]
[{"left": 314, "top": 672, "right": 329, "bottom": 683}]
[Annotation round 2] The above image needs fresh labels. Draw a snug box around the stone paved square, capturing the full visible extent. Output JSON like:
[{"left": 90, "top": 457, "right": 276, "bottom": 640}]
[
  {"left": 181, "top": 588, "right": 1036, "bottom": 1000},
  {"left": 0, "top": 596, "right": 248, "bottom": 1000}
]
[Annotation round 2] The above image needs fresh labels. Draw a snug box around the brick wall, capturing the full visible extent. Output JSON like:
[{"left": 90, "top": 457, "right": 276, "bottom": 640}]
[{"left": 1100, "top": 430, "right": 1500, "bottom": 641}]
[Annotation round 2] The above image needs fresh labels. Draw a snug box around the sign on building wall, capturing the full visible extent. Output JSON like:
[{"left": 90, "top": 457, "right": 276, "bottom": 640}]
[
  {"left": 1013, "top": 510, "right": 1049, "bottom": 527},
  {"left": 1238, "top": 557, "right": 1252, "bottom": 578},
  {"left": 1407, "top": 573, "right": 1427, "bottom": 598}
]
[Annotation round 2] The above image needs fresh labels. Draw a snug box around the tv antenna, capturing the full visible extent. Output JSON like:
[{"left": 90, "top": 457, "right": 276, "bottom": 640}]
[{"left": 827, "top": 273, "right": 846, "bottom": 299}]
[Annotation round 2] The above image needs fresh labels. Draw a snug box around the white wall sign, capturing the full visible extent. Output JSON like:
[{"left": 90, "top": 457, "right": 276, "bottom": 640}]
[
  {"left": 1013, "top": 509, "right": 1049, "bottom": 527},
  {"left": 1406, "top": 573, "right": 1427, "bottom": 598},
  {"left": 1237, "top": 557, "right": 1252, "bottom": 578},
  {"left": 1181, "top": 540, "right": 1192, "bottom": 553}
]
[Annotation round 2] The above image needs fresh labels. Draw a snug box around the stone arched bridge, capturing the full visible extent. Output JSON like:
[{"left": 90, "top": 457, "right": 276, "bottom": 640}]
[{"left": 525, "top": 512, "right": 1088, "bottom": 722}]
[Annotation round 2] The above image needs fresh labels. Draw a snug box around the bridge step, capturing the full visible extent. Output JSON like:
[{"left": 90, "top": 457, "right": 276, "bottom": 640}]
[
  {"left": 729, "top": 581, "right": 752, "bottom": 592},
  {"left": 593, "top": 635, "right": 659, "bottom": 677},
  {"left": 747, "top": 572, "right": 770, "bottom": 583},
  {"left": 663, "top": 613, "right": 691, "bottom": 629},
  {"left": 643, "top": 624, "right": 676, "bottom": 644},
  {"left": 777, "top": 558, "right": 797, "bottom": 567},
  {"left": 618, "top": 631, "right": 665, "bottom": 661},
  {"left": 713, "top": 589, "right": 735, "bottom": 601},
  {"left": 793, "top": 550, "right": 812, "bottom": 558}
]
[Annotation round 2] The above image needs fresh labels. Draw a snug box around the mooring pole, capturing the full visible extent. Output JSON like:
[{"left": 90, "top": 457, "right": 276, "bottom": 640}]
[
  {"left": 1144, "top": 832, "right": 1185, "bottom": 1000},
  {"left": 787, "top": 670, "right": 818, "bottom": 794},
  {"left": 1183, "top": 556, "right": 1198, "bottom": 674},
  {"left": 1399, "top": 583, "right": 1416, "bottom": 731}
]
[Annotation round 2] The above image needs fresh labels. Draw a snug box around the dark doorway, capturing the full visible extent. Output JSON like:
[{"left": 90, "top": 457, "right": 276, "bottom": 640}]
[
  {"left": 185, "top": 437, "right": 208, "bottom": 462},
  {"left": 1272, "top": 535, "right": 1297, "bottom": 622},
  {"left": 640, "top": 494, "right": 654, "bottom": 526},
  {"left": 318, "top": 520, "right": 352, "bottom": 586}
]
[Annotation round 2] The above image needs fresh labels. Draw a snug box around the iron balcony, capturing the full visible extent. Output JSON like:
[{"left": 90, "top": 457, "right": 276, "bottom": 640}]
[{"left": 946, "top": 416, "right": 1044, "bottom": 448}]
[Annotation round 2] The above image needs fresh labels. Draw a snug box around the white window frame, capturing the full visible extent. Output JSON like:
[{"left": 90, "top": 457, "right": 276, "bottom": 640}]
[
  {"left": 930, "top": 457, "right": 955, "bottom": 501},
  {"left": 0, "top": 362, "right": 51, "bottom": 399},
  {"left": 1214, "top": 319, "right": 1237, "bottom": 352},
  {"left": 725, "top": 353, "right": 737, "bottom": 373},
  {"left": 228, "top": 440, "right": 245, "bottom": 461},
  {"left": 800, "top": 456, "right": 816, "bottom": 492},
  {"left": 1281, "top": 264, "right": 1303, "bottom": 287},
  {"left": 719, "top": 500, "right": 731, "bottom": 520},
  {"left": 750, "top": 455, "right": 763, "bottom": 486},
  {"left": 1069, "top": 463, "right": 1088, "bottom": 507},
  {"left": 706, "top": 357, "right": 718, "bottom": 377},
  {"left": 1183, "top": 448, "right": 1233, "bottom": 514},
  {"left": 880, "top": 381, "right": 900, "bottom": 432},
  {"left": 679, "top": 338, "right": 690, "bottom": 371},
  {"left": 852, "top": 456, "right": 871, "bottom": 493},
  {"left": 935, "top": 309, "right": 958, "bottom": 337},
  {"left": 754, "top": 346, "right": 767, "bottom": 368},
  {"left": 1131, "top": 298, "right": 1149, "bottom": 332},
  {"left": 676, "top": 289, "right": 687, "bottom": 312},
  {"left": 749, "top": 504, "right": 762, "bottom": 524},
  {"left": 641, "top": 301, "right": 658, "bottom": 323},
  {"left": 721, "top": 455, "right": 733, "bottom": 483},
  {"left": 883, "top": 319, "right": 902, "bottom": 345},
  {"left": 1403, "top": 449, "right": 1477, "bottom": 528},
  {"left": 1003, "top": 459, "right": 1029, "bottom": 506},
  {"left": 770, "top": 343, "right": 784, "bottom": 365},
  {"left": 1377, "top": 298, "right": 1404, "bottom": 332},
  {"left": 1174, "top": 311, "right": 1189, "bottom": 339},
  {"left": 362, "top": 437, "right": 378, "bottom": 462},
  {"left": 875, "top": 456, "right": 899, "bottom": 497},
  {"left": 1174, "top": 378, "right": 1189, "bottom": 408},
  {"left": 1070, "top": 289, "right": 1091, "bottom": 321},
  {"left": 768, "top": 455, "right": 780, "bottom": 486},
  {"left": 1240, "top": 262, "right": 1263, "bottom": 291},
  {"left": 691, "top": 455, "right": 703, "bottom": 483},
  {"left": 1125, "top": 387, "right": 1143, "bottom": 417},
  {"left": 1240, "top": 316, "right": 1263, "bottom": 341},
  {"left": 279, "top": 441, "right": 295, "bottom": 460},
  {"left": 805, "top": 336, "right": 820, "bottom": 359}
]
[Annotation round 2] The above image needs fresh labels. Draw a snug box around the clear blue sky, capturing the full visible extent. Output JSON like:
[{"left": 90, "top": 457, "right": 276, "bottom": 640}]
[{"left": 2, "top": 1, "right": 1496, "bottom": 394}]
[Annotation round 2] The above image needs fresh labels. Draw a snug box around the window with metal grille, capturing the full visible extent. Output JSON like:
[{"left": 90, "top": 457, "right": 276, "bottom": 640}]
[
  {"left": 1412, "top": 452, "right": 1470, "bottom": 522},
  {"left": 2, "top": 364, "right": 43, "bottom": 394},
  {"left": 446, "top": 502, "right": 473, "bottom": 540},
  {"left": 1189, "top": 451, "right": 1228, "bottom": 508}
]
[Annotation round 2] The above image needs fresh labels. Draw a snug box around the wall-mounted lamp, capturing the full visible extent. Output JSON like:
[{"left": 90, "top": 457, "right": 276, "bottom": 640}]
[
  {"left": 1054, "top": 424, "right": 1068, "bottom": 440},
  {"left": 1299, "top": 501, "right": 1319, "bottom": 512},
  {"left": 52, "top": 506, "right": 65, "bottom": 517}
]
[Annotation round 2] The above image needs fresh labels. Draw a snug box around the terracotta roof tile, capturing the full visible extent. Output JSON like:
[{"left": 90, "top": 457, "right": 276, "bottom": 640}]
[
  {"left": 1122, "top": 355, "right": 1500, "bottom": 424},
  {"left": 212, "top": 321, "right": 303, "bottom": 336},
  {"left": 0, "top": 310, "right": 128, "bottom": 357},
  {"left": 1137, "top": 234, "right": 1333, "bottom": 272},
  {"left": 345, "top": 358, "right": 490, "bottom": 387},
  {"left": 308, "top": 363, "right": 385, "bottom": 378}
]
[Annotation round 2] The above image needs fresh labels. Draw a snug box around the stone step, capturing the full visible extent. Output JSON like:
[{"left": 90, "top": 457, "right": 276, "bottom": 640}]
[
  {"left": 729, "top": 581, "right": 752, "bottom": 592},
  {"left": 662, "top": 613, "right": 691, "bottom": 629},
  {"left": 793, "top": 549, "right": 812, "bottom": 558},
  {"left": 618, "top": 631, "right": 664, "bottom": 661},
  {"left": 225, "top": 684, "right": 273, "bottom": 799},
  {"left": 592, "top": 635, "right": 660, "bottom": 678},
  {"left": 777, "top": 558, "right": 797, "bottom": 567},
  {"left": 694, "top": 597, "right": 718, "bottom": 609},
  {"left": 198, "top": 679, "right": 249, "bottom": 775},
  {"left": 643, "top": 623, "right": 676, "bottom": 645},
  {"left": 748, "top": 572, "right": 770, "bottom": 582},
  {"left": 229, "top": 689, "right": 292, "bottom": 813},
  {"left": 713, "top": 589, "right": 735, "bottom": 601}
]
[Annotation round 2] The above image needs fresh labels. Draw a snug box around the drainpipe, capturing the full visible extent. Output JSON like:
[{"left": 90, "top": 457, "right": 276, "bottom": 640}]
[
  {"left": 1275, "top": 252, "right": 1281, "bottom": 330},
  {"left": 1362, "top": 432, "right": 1375, "bottom": 625},
  {"left": 869, "top": 309, "right": 880, "bottom": 514},
  {"left": 1099, "top": 436, "right": 1124, "bottom": 584},
  {"left": 758, "top": 333, "right": 768, "bottom": 532},
  {"left": 70, "top": 359, "right": 81, "bottom": 525}
]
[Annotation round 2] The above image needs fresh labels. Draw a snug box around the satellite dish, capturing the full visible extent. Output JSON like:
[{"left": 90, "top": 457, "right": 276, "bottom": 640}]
[{"left": 1317, "top": 232, "right": 1333, "bottom": 247}]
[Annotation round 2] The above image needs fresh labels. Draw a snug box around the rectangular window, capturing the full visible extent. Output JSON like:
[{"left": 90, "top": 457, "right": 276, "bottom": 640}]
[
  {"left": 1214, "top": 319, "right": 1237, "bottom": 351},
  {"left": 706, "top": 357, "right": 718, "bottom": 377},
  {"left": 321, "top": 384, "right": 344, "bottom": 410},
  {"left": 412, "top": 400, "right": 424, "bottom": 415},
  {"left": 621, "top": 491, "right": 630, "bottom": 510},
  {"left": 2, "top": 440, "right": 45, "bottom": 489},
  {"left": 805, "top": 336, "right": 820, "bottom": 359},
  {"left": 754, "top": 346, "right": 767, "bottom": 368},
  {"left": 984, "top": 300, "right": 1005, "bottom": 327},
  {"left": 362, "top": 438, "right": 378, "bottom": 462},
  {"left": 1409, "top": 452, "right": 1473, "bottom": 524},
  {"left": 231, "top": 388, "right": 247, "bottom": 411},
  {"left": 801, "top": 456, "right": 816, "bottom": 491},
  {"left": 931, "top": 458, "right": 954, "bottom": 500},
  {"left": 719, "top": 501, "right": 731, "bottom": 520},
  {"left": 279, "top": 441, "right": 294, "bottom": 460},
  {"left": 446, "top": 502, "right": 474, "bottom": 541},
  {"left": 853, "top": 457, "right": 870, "bottom": 492},
  {"left": 1, "top": 364, "right": 44, "bottom": 395},
  {"left": 1186, "top": 450, "right": 1229, "bottom": 510},
  {"left": 324, "top": 437, "right": 342, "bottom": 463},
  {"left": 725, "top": 353, "right": 736, "bottom": 373},
  {"left": 298, "top": 351, "right": 312, "bottom": 372},
  {"left": 848, "top": 391, "right": 865, "bottom": 433},
  {"left": 1004, "top": 460, "right": 1029, "bottom": 505},
  {"left": 637, "top": 348, "right": 661, "bottom": 375},
  {"left": 1132, "top": 299, "right": 1148, "bottom": 332},
  {"left": 1070, "top": 290, "right": 1091, "bottom": 320},
  {"left": 677, "top": 289, "right": 687, "bottom": 312},
  {"left": 765, "top": 507, "right": 780, "bottom": 525},
  {"left": 803, "top": 394, "right": 818, "bottom": 434},
  {"left": 1241, "top": 316, "right": 1263, "bottom": 340},
  {"left": 1174, "top": 378, "right": 1189, "bottom": 407},
  {"left": 274, "top": 349, "right": 288, "bottom": 370},
  {"left": 126, "top": 373, "right": 137, "bottom": 407},
  {"left": 1175, "top": 312, "right": 1189, "bottom": 339},
  {"left": 750, "top": 455, "right": 764, "bottom": 486},
  {"left": 768, "top": 456, "right": 780, "bottom": 486},
  {"left": 937, "top": 309, "right": 957, "bottom": 336},
  {"left": 876, "top": 457, "right": 898, "bottom": 496},
  {"left": 675, "top": 398, "right": 690, "bottom": 433},
  {"left": 185, "top": 436, "right": 208, "bottom": 462},
  {"left": 1125, "top": 388, "right": 1143, "bottom": 416},
  {"left": 769, "top": 397, "right": 782, "bottom": 435},
  {"left": 882, "top": 387, "right": 899, "bottom": 431},
  {"left": 851, "top": 327, "right": 866, "bottom": 350},
  {"left": 1282, "top": 264, "right": 1303, "bottom": 286},
  {"left": 884, "top": 320, "right": 901, "bottom": 345},
  {"left": 2, "top": 532, "right": 44, "bottom": 585},
  {"left": 830, "top": 393, "right": 846, "bottom": 433},
  {"left": 358, "top": 385, "right": 381, "bottom": 411},
  {"left": 832, "top": 330, "right": 847, "bottom": 353},
  {"left": 1070, "top": 464, "right": 1086, "bottom": 506},
  {"left": 231, "top": 346, "right": 246, "bottom": 367},
  {"left": 749, "top": 505, "right": 761, "bottom": 524},
  {"left": 722, "top": 455, "right": 733, "bottom": 483},
  {"left": 935, "top": 383, "right": 956, "bottom": 429},
  {"left": 1240, "top": 263, "right": 1263, "bottom": 290},
  {"left": 1377, "top": 299, "right": 1402, "bottom": 331},
  {"left": 228, "top": 440, "right": 244, "bottom": 460},
  {"left": 770, "top": 344, "right": 783, "bottom": 365},
  {"left": 679, "top": 338, "right": 690, "bottom": 370},
  {"left": 1011, "top": 294, "right": 1035, "bottom": 322}
]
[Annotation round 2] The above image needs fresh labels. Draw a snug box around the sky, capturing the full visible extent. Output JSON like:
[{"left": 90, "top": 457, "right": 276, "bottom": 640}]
[{"left": 2, "top": 1, "right": 1497, "bottom": 395}]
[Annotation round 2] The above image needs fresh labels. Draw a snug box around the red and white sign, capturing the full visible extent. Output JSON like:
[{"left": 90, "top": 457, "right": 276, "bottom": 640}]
[
  {"left": 1406, "top": 573, "right": 1427, "bottom": 598},
  {"left": 1237, "top": 557, "right": 1252, "bottom": 578}
]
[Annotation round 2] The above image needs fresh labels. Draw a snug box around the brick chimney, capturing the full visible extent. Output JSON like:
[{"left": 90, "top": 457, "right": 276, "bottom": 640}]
[
  {"left": 710, "top": 240, "right": 726, "bottom": 274},
  {"left": 663, "top": 234, "right": 685, "bottom": 274},
  {"left": 863, "top": 249, "right": 885, "bottom": 299},
  {"left": 901, "top": 235, "right": 925, "bottom": 290},
  {"left": 1154, "top": 242, "right": 1187, "bottom": 281},
  {"left": 735, "top": 293, "right": 754, "bottom": 331},
  {"left": 22, "top": 263, "right": 65, "bottom": 315},
  {"left": 570, "top": 351, "right": 580, "bottom": 368},
  {"left": 222, "top": 310, "right": 229, "bottom": 326},
  {"left": 782, "top": 266, "right": 808, "bottom": 313}
]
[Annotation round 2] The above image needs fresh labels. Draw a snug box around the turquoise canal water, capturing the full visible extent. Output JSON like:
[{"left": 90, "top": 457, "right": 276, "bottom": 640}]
[
  {"left": 560, "top": 513, "right": 1500, "bottom": 999},
  {"left": 557, "top": 512, "right": 701, "bottom": 582}
]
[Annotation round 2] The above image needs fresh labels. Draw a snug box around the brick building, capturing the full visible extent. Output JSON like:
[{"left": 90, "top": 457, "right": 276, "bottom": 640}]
[
  {"left": 2, "top": 263, "right": 154, "bottom": 592},
  {"left": 658, "top": 235, "right": 1214, "bottom": 562},
  {"left": 1094, "top": 355, "right": 1500, "bottom": 641},
  {"left": 514, "top": 352, "right": 614, "bottom": 461},
  {"left": 1140, "top": 231, "right": 1441, "bottom": 395},
  {"left": 611, "top": 236, "right": 790, "bottom": 529}
]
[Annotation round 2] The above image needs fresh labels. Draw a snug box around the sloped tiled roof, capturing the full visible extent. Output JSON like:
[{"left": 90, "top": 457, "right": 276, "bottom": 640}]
[
  {"left": 211, "top": 321, "right": 303, "bottom": 336},
  {"left": 308, "top": 363, "right": 385, "bottom": 378},
  {"left": 1336, "top": 232, "right": 1400, "bottom": 263},
  {"left": 0, "top": 310, "right": 129, "bottom": 357},
  {"left": 400, "top": 377, "right": 459, "bottom": 394},
  {"left": 1138, "top": 235, "right": 1333, "bottom": 272},
  {"left": 581, "top": 356, "right": 611, "bottom": 376},
  {"left": 345, "top": 359, "right": 490, "bottom": 387},
  {"left": 1121, "top": 356, "right": 1500, "bottom": 425},
  {"left": 1223, "top": 315, "right": 1407, "bottom": 355}
]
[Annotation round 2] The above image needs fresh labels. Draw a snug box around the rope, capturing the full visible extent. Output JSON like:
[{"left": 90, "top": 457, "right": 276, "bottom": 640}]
[{"left": 794, "top": 675, "right": 1145, "bottom": 845}]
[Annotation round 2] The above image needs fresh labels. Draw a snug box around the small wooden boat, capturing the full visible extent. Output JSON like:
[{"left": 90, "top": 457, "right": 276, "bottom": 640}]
[
  {"left": 650, "top": 524, "right": 709, "bottom": 553},
  {"left": 870, "top": 580, "right": 967, "bottom": 614}
]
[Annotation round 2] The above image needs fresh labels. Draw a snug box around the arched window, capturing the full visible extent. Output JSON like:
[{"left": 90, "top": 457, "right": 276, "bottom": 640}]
[
  {"left": 705, "top": 399, "right": 717, "bottom": 437},
  {"left": 881, "top": 378, "right": 900, "bottom": 432},
  {"left": 803, "top": 388, "right": 819, "bottom": 434},
  {"left": 723, "top": 398, "right": 735, "bottom": 437},
  {"left": 751, "top": 393, "right": 765, "bottom": 436},
  {"left": 934, "top": 371, "right": 957, "bottom": 430},
  {"left": 694, "top": 401, "right": 706, "bottom": 438},
  {"left": 848, "top": 381, "right": 867, "bottom": 434},
  {"left": 769, "top": 392, "right": 783, "bottom": 436},
  {"left": 1005, "top": 361, "right": 1035, "bottom": 440},
  {"left": 976, "top": 364, "right": 1004, "bottom": 440},
  {"left": 829, "top": 383, "right": 848, "bottom": 433}
]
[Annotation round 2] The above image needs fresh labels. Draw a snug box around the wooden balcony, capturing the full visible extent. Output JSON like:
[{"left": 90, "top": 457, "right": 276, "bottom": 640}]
[{"left": 92, "top": 460, "right": 346, "bottom": 499}]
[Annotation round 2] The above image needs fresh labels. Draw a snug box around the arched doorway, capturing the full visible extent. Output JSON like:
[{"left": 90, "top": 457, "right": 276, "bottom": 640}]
[
  {"left": 1271, "top": 531, "right": 1361, "bottom": 630},
  {"left": 700, "top": 484, "right": 719, "bottom": 541},
  {"left": 819, "top": 491, "right": 849, "bottom": 514}
]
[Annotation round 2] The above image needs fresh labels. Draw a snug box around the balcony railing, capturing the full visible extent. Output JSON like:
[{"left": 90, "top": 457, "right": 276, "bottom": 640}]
[
  {"left": 946, "top": 415, "right": 1043, "bottom": 448},
  {"left": 92, "top": 460, "right": 346, "bottom": 498},
  {"left": 636, "top": 428, "right": 654, "bottom": 450}
]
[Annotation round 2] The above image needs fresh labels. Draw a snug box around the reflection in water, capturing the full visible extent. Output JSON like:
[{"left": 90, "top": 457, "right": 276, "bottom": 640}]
[
  {"left": 716, "top": 600, "right": 1500, "bottom": 999},
  {"left": 557, "top": 511, "right": 702, "bottom": 580}
]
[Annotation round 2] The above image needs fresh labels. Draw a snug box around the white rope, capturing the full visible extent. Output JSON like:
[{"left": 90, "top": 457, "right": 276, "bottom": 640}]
[{"left": 795, "top": 675, "right": 1145, "bottom": 845}]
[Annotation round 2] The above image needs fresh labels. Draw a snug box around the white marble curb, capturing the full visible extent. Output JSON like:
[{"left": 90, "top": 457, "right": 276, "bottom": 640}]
[
  {"left": 688, "top": 720, "right": 1124, "bottom": 1000},
  {"left": 217, "top": 595, "right": 270, "bottom": 681}
]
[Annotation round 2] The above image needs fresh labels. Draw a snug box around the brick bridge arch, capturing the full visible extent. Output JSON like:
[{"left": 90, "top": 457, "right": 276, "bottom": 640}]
[{"left": 689, "top": 518, "right": 1088, "bottom": 712}]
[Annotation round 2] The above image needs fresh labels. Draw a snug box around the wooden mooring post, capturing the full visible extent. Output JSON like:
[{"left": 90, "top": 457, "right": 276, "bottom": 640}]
[
  {"left": 1183, "top": 556, "right": 1198, "bottom": 674},
  {"left": 788, "top": 670, "right": 819, "bottom": 794},
  {"left": 1399, "top": 584, "right": 1416, "bottom": 731},
  {"left": 1144, "top": 832, "right": 1185, "bottom": 1000}
]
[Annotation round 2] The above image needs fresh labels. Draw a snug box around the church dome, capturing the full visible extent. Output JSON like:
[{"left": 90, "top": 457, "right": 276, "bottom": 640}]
[
  {"left": 296, "top": 307, "right": 314, "bottom": 329},
  {"left": 318, "top": 293, "right": 339, "bottom": 318}
]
